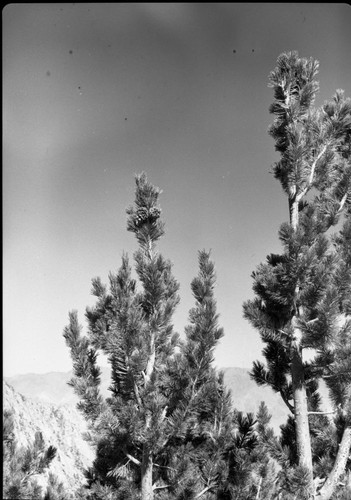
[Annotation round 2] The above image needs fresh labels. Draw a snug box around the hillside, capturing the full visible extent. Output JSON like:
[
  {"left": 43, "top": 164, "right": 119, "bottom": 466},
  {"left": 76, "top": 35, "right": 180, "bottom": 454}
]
[{"left": 3, "top": 381, "right": 95, "bottom": 494}]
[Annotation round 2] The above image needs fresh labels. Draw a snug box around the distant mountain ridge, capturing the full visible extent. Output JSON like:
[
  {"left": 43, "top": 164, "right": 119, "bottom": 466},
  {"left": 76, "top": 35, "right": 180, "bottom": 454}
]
[
  {"left": 5, "top": 368, "right": 111, "bottom": 406},
  {"left": 5, "top": 366, "right": 293, "bottom": 430}
]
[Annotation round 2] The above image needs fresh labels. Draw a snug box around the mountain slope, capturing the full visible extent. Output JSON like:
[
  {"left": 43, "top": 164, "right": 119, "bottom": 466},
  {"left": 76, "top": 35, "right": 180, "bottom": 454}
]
[{"left": 3, "top": 381, "right": 95, "bottom": 493}]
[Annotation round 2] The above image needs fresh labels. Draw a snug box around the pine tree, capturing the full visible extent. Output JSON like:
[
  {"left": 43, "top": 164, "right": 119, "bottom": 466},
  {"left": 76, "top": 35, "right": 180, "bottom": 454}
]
[
  {"left": 64, "top": 173, "right": 180, "bottom": 500},
  {"left": 156, "top": 250, "right": 232, "bottom": 499},
  {"left": 63, "top": 174, "right": 233, "bottom": 500},
  {"left": 3, "top": 409, "right": 57, "bottom": 500},
  {"left": 249, "top": 402, "right": 280, "bottom": 500},
  {"left": 243, "top": 51, "right": 351, "bottom": 499}
]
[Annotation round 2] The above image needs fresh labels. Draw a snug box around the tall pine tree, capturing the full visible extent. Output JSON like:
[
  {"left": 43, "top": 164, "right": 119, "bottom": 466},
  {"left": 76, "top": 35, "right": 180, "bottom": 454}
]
[
  {"left": 63, "top": 174, "right": 231, "bottom": 499},
  {"left": 64, "top": 173, "right": 180, "bottom": 500},
  {"left": 243, "top": 51, "right": 351, "bottom": 499}
]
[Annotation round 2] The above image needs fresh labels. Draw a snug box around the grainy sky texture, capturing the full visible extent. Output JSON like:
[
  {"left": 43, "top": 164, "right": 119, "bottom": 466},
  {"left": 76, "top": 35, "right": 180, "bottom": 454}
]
[{"left": 3, "top": 3, "right": 351, "bottom": 376}]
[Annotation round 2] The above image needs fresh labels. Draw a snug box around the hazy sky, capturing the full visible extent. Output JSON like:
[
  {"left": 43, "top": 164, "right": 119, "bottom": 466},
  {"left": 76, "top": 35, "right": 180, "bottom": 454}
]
[{"left": 3, "top": 3, "right": 351, "bottom": 377}]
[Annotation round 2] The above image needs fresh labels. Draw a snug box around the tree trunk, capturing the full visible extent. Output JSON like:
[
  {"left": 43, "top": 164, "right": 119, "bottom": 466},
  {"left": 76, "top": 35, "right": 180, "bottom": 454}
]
[
  {"left": 141, "top": 443, "right": 153, "bottom": 500},
  {"left": 291, "top": 343, "right": 314, "bottom": 495},
  {"left": 289, "top": 196, "right": 299, "bottom": 232},
  {"left": 289, "top": 197, "right": 315, "bottom": 496},
  {"left": 316, "top": 425, "right": 351, "bottom": 500}
]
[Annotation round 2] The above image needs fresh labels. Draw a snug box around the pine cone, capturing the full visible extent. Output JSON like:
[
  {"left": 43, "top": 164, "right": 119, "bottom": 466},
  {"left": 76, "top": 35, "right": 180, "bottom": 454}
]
[
  {"left": 134, "top": 207, "right": 149, "bottom": 226},
  {"left": 149, "top": 206, "right": 161, "bottom": 222}
]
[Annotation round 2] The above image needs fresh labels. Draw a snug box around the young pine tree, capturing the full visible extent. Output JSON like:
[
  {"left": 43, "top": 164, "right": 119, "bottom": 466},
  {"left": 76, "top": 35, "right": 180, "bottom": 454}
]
[
  {"left": 156, "top": 250, "right": 233, "bottom": 499},
  {"left": 63, "top": 174, "right": 231, "bottom": 500},
  {"left": 64, "top": 173, "right": 180, "bottom": 500},
  {"left": 243, "top": 52, "right": 351, "bottom": 499},
  {"left": 3, "top": 409, "right": 57, "bottom": 500}
]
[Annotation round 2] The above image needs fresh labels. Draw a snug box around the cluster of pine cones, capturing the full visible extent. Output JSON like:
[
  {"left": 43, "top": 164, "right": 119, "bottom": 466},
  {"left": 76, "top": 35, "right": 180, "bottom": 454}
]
[{"left": 133, "top": 206, "right": 161, "bottom": 227}]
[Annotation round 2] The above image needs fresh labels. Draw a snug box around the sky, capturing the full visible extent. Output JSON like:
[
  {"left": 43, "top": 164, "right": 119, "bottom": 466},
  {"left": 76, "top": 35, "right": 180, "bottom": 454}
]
[{"left": 3, "top": 3, "right": 351, "bottom": 377}]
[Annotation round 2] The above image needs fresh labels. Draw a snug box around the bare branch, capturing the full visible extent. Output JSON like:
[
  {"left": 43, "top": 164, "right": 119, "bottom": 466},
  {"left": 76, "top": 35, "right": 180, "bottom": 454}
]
[
  {"left": 337, "top": 192, "right": 348, "bottom": 215},
  {"left": 195, "top": 485, "right": 215, "bottom": 498},
  {"left": 280, "top": 390, "right": 295, "bottom": 414},
  {"left": 153, "top": 484, "right": 171, "bottom": 491},
  {"left": 133, "top": 379, "right": 143, "bottom": 409},
  {"left": 306, "top": 318, "right": 319, "bottom": 325},
  {"left": 308, "top": 410, "right": 336, "bottom": 416},
  {"left": 309, "top": 145, "right": 327, "bottom": 186},
  {"left": 153, "top": 463, "right": 176, "bottom": 472},
  {"left": 297, "top": 145, "right": 327, "bottom": 201},
  {"left": 125, "top": 452, "right": 141, "bottom": 467}
]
